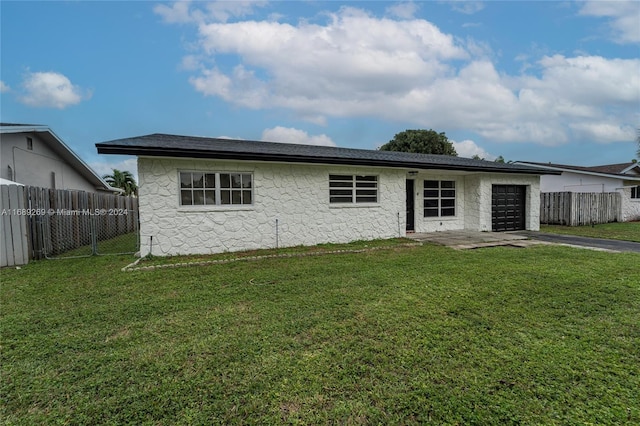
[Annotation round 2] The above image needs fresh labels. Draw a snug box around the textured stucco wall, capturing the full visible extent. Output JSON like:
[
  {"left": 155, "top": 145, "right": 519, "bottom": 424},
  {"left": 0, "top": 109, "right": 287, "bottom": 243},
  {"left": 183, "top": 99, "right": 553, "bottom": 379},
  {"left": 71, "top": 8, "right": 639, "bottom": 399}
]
[
  {"left": 138, "top": 157, "right": 543, "bottom": 256},
  {"left": 138, "top": 157, "right": 406, "bottom": 256},
  {"left": 463, "top": 174, "right": 483, "bottom": 231},
  {"left": 412, "top": 173, "right": 466, "bottom": 233},
  {"left": 463, "top": 173, "right": 540, "bottom": 232},
  {"left": 621, "top": 187, "right": 640, "bottom": 222}
]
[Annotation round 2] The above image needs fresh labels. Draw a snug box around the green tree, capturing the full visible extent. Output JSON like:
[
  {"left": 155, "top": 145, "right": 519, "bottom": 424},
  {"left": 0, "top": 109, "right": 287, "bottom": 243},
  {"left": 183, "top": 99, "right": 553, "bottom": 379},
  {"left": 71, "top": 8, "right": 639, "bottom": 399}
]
[
  {"left": 637, "top": 128, "right": 639, "bottom": 159},
  {"left": 379, "top": 129, "right": 457, "bottom": 156},
  {"left": 103, "top": 169, "right": 138, "bottom": 196},
  {"left": 494, "top": 155, "right": 506, "bottom": 163}
]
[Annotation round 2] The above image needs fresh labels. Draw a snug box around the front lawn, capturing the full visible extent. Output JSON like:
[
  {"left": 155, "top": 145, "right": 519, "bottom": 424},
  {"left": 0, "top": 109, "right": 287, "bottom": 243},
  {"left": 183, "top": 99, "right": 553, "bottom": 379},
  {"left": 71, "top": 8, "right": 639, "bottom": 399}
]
[
  {"left": 541, "top": 222, "right": 640, "bottom": 242},
  {"left": 2, "top": 243, "right": 639, "bottom": 424}
]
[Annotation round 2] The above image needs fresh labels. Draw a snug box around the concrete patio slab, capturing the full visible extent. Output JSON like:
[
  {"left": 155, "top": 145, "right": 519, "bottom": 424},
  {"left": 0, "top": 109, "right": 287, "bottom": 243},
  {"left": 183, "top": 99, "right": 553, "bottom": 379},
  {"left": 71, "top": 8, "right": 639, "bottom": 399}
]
[{"left": 406, "top": 230, "right": 551, "bottom": 250}]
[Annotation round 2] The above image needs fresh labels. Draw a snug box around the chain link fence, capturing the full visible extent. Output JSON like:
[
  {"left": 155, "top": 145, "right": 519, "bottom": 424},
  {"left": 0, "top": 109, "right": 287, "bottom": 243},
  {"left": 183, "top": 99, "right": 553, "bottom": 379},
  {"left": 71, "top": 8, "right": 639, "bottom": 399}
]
[
  {"left": 2, "top": 186, "right": 139, "bottom": 263},
  {"left": 40, "top": 209, "right": 139, "bottom": 259}
]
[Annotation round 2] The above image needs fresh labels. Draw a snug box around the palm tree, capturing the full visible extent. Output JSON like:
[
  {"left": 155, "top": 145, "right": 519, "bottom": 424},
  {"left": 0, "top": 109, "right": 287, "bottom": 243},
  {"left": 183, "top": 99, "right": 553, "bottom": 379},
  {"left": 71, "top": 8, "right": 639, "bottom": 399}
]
[{"left": 103, "top": 169, "right": 138, "bottom": 196}]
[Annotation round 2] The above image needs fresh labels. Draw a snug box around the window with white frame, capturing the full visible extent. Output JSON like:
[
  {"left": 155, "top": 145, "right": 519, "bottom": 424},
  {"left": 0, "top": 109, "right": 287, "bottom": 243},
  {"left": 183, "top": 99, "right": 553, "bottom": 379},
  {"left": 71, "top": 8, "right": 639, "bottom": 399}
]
[
  {"left": 632, "top": 186, "right": 640, "bottom": 199},
  {"left": 423, "top": 180, "right": 456, "bottom": 217},
  {"left": 179, "top": 172, "right": 253, "bottom": 206},
  {"left": 329, "top": 174, "right": 378, "bottom": 204}
]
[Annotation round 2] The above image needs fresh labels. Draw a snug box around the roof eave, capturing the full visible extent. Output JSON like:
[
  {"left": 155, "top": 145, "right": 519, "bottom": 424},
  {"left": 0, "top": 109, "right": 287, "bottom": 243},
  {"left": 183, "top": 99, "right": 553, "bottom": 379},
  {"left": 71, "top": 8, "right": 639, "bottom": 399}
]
[
  {"left": 37, "top": 129, "right": 114, "bottom": 191},
  {"left": 515, "top": 162, "right": 640, "bottom": 181},
  {"left": 97, "top": 144, "right": 551, "bottom": 175}
]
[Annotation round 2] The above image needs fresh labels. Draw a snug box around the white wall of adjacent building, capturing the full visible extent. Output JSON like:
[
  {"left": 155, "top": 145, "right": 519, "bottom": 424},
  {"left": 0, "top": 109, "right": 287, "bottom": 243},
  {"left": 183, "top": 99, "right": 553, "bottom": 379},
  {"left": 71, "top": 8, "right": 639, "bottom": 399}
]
[
  {"left": 539, "top": 172, "right": 623, "bottom": 193},
  {"left": 1, "top": 132, "right": 97, "bottom": 192},
  {"left": 539, "top": 172, "right": 640, "bottom": 221}
]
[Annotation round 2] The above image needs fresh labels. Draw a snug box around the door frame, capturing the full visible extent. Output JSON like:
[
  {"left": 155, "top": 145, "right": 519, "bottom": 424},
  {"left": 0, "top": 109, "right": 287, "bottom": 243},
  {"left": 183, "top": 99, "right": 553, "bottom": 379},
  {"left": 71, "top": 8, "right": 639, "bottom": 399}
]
[{"left": 406, "top": 179, "right": 415, "bottom": 232}]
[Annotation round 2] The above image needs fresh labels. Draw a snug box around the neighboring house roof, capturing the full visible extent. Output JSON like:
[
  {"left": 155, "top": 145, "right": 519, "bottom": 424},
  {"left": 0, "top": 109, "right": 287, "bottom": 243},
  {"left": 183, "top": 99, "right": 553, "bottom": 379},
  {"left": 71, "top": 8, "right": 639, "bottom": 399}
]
[
  {"left": 0, "top": 123, "right": 121, "bottom": 192},
  {"left": 515, "top": 161, "right": 640, "bottom": 182},
  {"left": 0, "top": 177, "right": 24, "bottom": 186},
  {"left": 96, "top": 133, "right": 557, "bottom": 175}
]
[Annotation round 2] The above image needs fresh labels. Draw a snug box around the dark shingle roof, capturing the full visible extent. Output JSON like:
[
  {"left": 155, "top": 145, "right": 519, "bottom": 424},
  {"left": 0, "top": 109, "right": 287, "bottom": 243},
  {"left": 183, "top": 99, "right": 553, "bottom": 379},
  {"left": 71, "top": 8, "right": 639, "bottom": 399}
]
[
  {"left": 0, "top": 122, "right": 46, "bottom": 128},
  {"left": 518, "top": 161, "right": 639, "bottom": 178},
  {"left": 96, "top": 133, "right": 554, "bottom": 175}
]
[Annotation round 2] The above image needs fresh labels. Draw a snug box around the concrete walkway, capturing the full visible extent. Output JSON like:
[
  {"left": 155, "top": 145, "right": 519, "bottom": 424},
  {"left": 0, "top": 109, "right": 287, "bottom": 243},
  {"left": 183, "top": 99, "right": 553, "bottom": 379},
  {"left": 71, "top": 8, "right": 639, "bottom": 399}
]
[
  {"left": 406, "top": 230, "right": 551, "bottom": 250},
  {"left": 514, "top": 231, "right": 640, "bottom": 253},
  {"left": 407, "top": 230, "right": 640, "bottom": 253}
]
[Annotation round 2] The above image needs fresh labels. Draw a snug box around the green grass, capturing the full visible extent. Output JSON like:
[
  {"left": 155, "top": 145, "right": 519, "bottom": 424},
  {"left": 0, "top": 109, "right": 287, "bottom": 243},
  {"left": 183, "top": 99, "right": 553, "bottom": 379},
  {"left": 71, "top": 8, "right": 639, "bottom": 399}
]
[
  {"left": 137, "top": 237, "right": 417, "bottom": 268},
  {"left": 45, "top": 231, "right": 139, "bottom": 258},
  {"left": 2, "top": 243, "right": 639, "bottom": 424},
  {"left": 541, "top": 222, "right": 640, "bottom": 242}
]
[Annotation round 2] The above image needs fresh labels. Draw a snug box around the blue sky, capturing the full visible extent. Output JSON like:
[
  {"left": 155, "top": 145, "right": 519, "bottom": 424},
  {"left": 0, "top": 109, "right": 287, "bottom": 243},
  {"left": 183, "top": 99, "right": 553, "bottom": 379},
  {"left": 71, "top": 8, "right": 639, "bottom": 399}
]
[{"left": 1, "top": 1, "right": 639, "bottom": 180}]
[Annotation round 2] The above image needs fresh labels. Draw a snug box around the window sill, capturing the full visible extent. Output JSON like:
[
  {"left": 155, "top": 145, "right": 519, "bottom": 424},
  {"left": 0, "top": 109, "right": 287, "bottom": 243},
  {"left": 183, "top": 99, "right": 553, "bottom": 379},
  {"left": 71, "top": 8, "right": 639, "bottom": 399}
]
[
  {"left": 178, "top": 205, "right": 255, "bottom": 213},
  {"left": 329, "top": 203, "right": 381, "bottom": 209},
  {"left": 423, "top": 216, "right": 458, "bottom": 220}
]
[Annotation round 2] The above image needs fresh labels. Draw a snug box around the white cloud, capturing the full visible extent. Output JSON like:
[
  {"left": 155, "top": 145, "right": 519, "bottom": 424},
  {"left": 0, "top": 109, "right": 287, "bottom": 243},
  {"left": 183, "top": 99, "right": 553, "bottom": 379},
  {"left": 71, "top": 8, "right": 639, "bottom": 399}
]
[
  {"left": 261, "top": 126, "right": 336, "bottom": 147},
  {"left": 445, "top": 1, "right": 485, "bottom": 15},
  {"left": 452, "top": 139, "right": 494, "bottom": 159},
  {"left": 529, "top": 55, "right": 639, "bottom": 105},
  {"left": 161, "top": 3, "right": 639, "bottom": 147},
  {"left": 90, "top": 158, "right": 139, "bottom": 184},
  {"left": 386, "top": 2, "right": 420, "bottom": 19},
  {"left": 569, "top": 121, "right": 636, "bottom": 144},
  {"left": 203, "top": 0, "right": 268, "bottom": 23},
  {"left": 154, "top": 0, "right": 195, "bottom": 24},
  {"left": 579, "top": 0, "right": 640, "bottom": 44},
  {"left": 0, "top": 81, "right": 10, "bottom": 93},
  {"left": 189, "top": 65, "right": 268, "bottom": 108},
  {"left": 179, "top": 54, "right": 201, "bottom": 71},
  {"left": 19, "top": 71, "right": 91, "bottom": 109},
  {"left": 189, "top": 6, "right": 467, "bottom": 116},
  {"left": 154, "top": 0, "right": 267, "bottom": 24}
]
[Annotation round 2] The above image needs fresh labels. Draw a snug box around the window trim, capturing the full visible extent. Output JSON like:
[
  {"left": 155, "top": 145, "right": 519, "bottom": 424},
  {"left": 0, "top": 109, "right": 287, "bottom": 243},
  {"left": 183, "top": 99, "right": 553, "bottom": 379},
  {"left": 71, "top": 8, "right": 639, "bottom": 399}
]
[
  {"left": 178, "top": 170, "right": 254, "bottom": 208},
  {"left": 329, "top": 174, "right": 379, "bottom": 205},
  {"left": 423, "top": 179, "right": 457, "bottom": 218},
  {"left": 631, "top": 185, "right": 640, "bottom": 200}
]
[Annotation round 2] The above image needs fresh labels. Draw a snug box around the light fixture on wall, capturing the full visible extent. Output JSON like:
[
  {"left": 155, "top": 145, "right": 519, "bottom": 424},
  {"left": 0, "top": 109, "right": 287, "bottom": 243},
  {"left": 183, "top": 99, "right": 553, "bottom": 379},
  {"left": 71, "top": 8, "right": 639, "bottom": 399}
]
[{"left": 408, "top": 171, "right": 419, "bottom": 177}]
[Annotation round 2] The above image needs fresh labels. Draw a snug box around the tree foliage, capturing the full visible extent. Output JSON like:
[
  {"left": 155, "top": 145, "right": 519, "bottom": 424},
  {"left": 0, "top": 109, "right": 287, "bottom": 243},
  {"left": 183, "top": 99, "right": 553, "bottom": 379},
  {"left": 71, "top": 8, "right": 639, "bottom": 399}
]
[
  {"left": 379, "top": 129, "right": 457, "bottom": 156},
  {"left": 472, "top": 154, "right": 510, "bottom": 163},
  {"left": 103, "top": 169, "right": 138, "bottom": 196}
]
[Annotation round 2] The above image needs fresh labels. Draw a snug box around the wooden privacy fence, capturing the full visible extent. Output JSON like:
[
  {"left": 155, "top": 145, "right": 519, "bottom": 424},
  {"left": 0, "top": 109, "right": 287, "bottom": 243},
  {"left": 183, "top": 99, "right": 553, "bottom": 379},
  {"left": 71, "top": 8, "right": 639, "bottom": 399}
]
[
  {"left": 1, "top": 185, "right": 138, "bottom": 266},
  {"left": 1, "top": 184, "right": 29, "bottom": 267},
  {"left": 540, "top": 192, "right": 621, "bottom": 226}
]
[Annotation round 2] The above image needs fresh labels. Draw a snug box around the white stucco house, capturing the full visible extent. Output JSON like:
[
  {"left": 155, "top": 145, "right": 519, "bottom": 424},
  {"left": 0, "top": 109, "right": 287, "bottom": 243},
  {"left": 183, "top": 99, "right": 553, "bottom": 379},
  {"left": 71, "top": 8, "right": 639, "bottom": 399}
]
[
  {"left": 97, "top": 134, "right": 556, "bottom": 256},
  {"left": 515, "top": 161, "right": 640, "bottom": 222},
  {"left": 1, "top": 123, "right": 118, "bottom": 193}
]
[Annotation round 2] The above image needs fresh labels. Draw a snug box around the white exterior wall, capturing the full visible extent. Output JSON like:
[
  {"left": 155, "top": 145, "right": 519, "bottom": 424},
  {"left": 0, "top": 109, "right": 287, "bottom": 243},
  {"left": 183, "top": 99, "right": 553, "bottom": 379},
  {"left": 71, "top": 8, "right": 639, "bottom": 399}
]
[
  {"left": 0, "top": 132, "right": 97, "bottom": 192},
  {"left": 540, "top": 172, "right": 623, "bottom": 193},
  {"left": 138, "top": 157, "right": 406, "bottom": 256},
  {"left": 399, "top": 172, "right": 540, "bottom": 234},
  {"left": 463, "top": 175, "right": 483, "bottom": 231},
  {"left": 462, "top": 173, "right": 540, "bottom": 232},
  {"left": 621, "top": 186, "right": 640, "bottom": 222},
  {"left": 412, "top": 172, "right": 466, "bottom": 233},
  {"left": 139, "top": 157, "right": 544, "bottom": 256}
]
